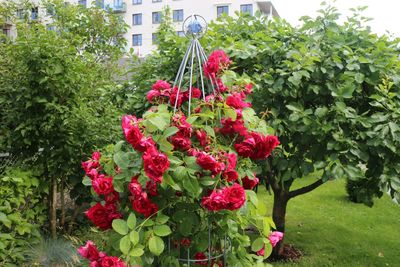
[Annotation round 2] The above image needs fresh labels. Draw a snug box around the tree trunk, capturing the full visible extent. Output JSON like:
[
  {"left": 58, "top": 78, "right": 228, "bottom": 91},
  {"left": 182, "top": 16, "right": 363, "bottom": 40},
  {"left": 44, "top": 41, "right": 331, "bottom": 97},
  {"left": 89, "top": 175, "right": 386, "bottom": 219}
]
[
  {"left": 60, "top": 176, "right": 65, "bottom": 231},
  {"left": 50, "top": 177, "right": 57, "bottom": 239},
  {"left": 271, "top": 190, "right": 289, "bottom": 258}
]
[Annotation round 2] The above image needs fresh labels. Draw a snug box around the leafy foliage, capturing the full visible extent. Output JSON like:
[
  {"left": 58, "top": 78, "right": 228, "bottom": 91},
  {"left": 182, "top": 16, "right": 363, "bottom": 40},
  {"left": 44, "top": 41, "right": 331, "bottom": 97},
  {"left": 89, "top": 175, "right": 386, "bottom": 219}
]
[{"left": 0, "top": 168, "right": 47, "bottom": 266}]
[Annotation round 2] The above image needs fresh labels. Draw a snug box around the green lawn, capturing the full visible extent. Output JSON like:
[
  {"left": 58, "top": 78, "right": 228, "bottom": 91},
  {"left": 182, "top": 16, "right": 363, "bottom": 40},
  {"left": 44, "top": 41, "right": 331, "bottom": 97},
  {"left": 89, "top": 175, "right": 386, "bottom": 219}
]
[{"left": 257, "top": 175, "right": 400, "bottom": 267}]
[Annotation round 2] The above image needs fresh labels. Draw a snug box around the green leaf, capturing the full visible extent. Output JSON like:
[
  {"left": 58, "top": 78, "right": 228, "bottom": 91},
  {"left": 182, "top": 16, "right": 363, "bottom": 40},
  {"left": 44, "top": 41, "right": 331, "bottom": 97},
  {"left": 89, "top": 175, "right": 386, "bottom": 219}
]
[
  {"left": 149, "top": 115, "right": 168, "bottom": 131},
  {"left": 130, "top": 230, "right": 140, "bottom": 245},
  {"left": 251, "top": 237, "right": 264, "bottom": 252},
  {"left": 156, "top": 214, "right": 169, "bottom": 224},
  {"left": 113, "top": 151, "right": 130, "bottom": 169},
  {"left": 148, "top": 236, "right": 165, "bottom": 256},
  {"left": 183, "top": 177, "right": 201, "bottom": 197},
  {"left": 130, "top": 247, "right": 144, "bottom": 257},
  {"left": 127, "top": 213, "right": 137, "bottom": 230},
  {"left": 112, "top": 219, "right": 129, "bottom": 235},
  {"left": 82, "top": 176, "right": 92, "bottom": 186},
  {"left": 153, "top": 225, "right": 172, "bottom": 237},
  {"left": 163, "top": 126, "right": 179, "bottom": 138},
  {"left": 120, "top": 235, "right": 131, "bottom": 255},
  {"left": 173, "top": 166, "right": 187, "bottom": 181},
  {"left": 246, "top": 190, "right": 258, "bottom": 206}
]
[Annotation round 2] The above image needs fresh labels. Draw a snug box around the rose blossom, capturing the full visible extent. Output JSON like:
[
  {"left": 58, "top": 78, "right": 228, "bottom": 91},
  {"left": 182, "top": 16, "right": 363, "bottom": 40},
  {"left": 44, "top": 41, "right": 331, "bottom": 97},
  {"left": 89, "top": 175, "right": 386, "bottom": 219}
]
[
  {"left": 201, "top": 190, "right": 228, "bottom": 211},
  {"left": 234, "top": 135, "right": 256, "bottom": 158},
  {"left": 195, "top": 130, "right": 208, "bottom": 147},
  {"left": 146, "top": 180, "right": 158, "bottom": 196},
  {"left": 104, "top": 190, "right": 120, "bottom": 204},
  {"left": 223, "top": 153, "right": 239, "bottom": 182},
  {"left": 219, "top": 118, "right": 248, "bottom": 137},
  {"left": 196, "top": 152, "right": 225, "bottom": 175},
  {"left": 250, "top": 133, "right": 280, "bottom": 160},
  {"left": 170, "top": 133, "right": 192, "bottom": 151},
  {"left": 128, "top": 176, "right": 142, "bottom": 198},
  {"left": 78, "top": 241, "right": 99, "bottom": 261},
  {"left": 226, "top": 92, "right": 251, "bottom": 109},
  {"left": 194, "top": 252, "right": 208, "bottom": 266},
  {"left": 92, "top": 175, "right": 114, "bottom": 195},
  {"left": 146, "top": 89, "right": 161, "bottom": 102},
  {"left": 204, "top": 50, "right": 231, "bottom": 78},
  {"left": 100, "top": 256, "right": 127, "bottom": 267},
  {"left": 241, "top": 175, "right": 259, "bottom": 190},
  {"left": 256, "top": 246, "right": 265, "bottom": 256},
  {"left": 180, "top": 238, "right": 191, "bottom": 247},
  {"left": 222, "top": 183, "right": 246, "bottom": 210},
  {"left": 268, "top": 231, "right": 284, "bottom": 247},
  {"left": 142, "top": 147, "right": 170, "bottom": 183},
  {"left": 131, "top": 192, "right": 158, "bottom": 218},
  {"left": 121, "top": 115, "right": 143, "bottom": 149},
  {"left": 85, "top": 203, "right": 122, "bottom": 230}
]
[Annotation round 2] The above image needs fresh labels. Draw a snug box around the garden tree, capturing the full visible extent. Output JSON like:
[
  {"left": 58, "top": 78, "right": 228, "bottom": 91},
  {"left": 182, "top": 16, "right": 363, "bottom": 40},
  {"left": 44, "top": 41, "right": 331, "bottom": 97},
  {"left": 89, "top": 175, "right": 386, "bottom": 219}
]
[
  {"left": 125, "top": 4, "right": 400, "bottom": 258},
  {"left": 0, "top": 0, "right": 127, "bottom": 238}
]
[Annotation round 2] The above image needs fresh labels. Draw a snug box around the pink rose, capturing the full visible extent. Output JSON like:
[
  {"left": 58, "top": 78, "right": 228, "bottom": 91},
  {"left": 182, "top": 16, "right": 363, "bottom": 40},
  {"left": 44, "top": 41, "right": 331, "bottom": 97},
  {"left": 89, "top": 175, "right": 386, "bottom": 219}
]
[
  {"left": 256, "top": 246, "right": 265, "bottom": 256},
  {"left": 269, "top": 231, "right": 284, "bottom": 247},
  {"left": 78, "top": 240, "right": 99, "bottom": 261}
]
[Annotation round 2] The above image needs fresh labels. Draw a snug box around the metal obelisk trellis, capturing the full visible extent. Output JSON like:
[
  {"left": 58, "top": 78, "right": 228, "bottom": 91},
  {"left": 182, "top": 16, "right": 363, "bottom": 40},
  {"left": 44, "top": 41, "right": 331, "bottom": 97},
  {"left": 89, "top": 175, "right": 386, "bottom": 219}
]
[
  {"left": 169, "top": 15, "right": 230, "bottom": 266},
  {"left": 172, "top": 14, "right": 220, "bottom": 116}
]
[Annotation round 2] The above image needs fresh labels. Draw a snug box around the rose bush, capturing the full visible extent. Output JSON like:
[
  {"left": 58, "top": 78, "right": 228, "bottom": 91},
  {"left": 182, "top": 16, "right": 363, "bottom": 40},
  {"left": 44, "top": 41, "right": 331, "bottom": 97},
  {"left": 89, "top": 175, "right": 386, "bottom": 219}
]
[{"left": 79, "top": 51, "right": 282, "bottom": 266}]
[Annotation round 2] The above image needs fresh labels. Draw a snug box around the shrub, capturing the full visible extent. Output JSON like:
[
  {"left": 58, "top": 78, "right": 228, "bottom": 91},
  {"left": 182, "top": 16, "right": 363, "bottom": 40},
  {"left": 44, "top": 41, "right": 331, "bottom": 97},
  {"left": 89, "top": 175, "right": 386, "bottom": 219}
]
[{"left": 0, "top": 168, "right": 47, "bottom": 266}]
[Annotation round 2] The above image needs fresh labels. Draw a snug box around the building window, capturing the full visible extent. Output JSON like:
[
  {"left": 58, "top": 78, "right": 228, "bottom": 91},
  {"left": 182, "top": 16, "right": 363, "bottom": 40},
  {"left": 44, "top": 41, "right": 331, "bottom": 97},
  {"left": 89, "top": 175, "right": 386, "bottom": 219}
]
[
  {"left": 152, "top": 11, "right": 161, "bottom": 24},
  {"left": 217, "top": 6, "right": 229, "bottom": 17},
  {"left": 132, "top": 13, "right": 142, "bottom": 25},
  {"left": 132, "top": 0, "right": 142, "bottom": 4},
  {"left": 78, "top": 0, "right": 87, "bottom": 6},
  {"left": 152, "top": 33, "right": 158, "bottom": 44},
  {"left": 177, "top": 31, "right": 184, "bottom": 37},
  {"left": 16, "top": 9, "right": 24, "bottom": 19},
  {"left": 240, "top": 4, "right": 253, "bottom": 15},
  {"left": 31, "top": 7, "right": 39, "bottom": 20},
  {"left": 152, "top": 0, "right": 162, "bottom": 2},
  {"left": 132, "top": 34, "right": 142, "bottom": 46},
  {"left": 173, "top": 9, "right": 184, "bottom": 22},
  {"left": 96, "top": 0, "right": 104, "bottom": 8}
]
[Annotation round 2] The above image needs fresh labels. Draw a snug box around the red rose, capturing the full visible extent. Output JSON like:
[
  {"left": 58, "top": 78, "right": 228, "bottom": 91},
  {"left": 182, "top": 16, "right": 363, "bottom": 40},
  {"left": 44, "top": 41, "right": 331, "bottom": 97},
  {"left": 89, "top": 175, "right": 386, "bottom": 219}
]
[
  {"left": 169, "top": 87, "right": 185, "bottom": 107},
  {"left": 222, "top": 184, "right": 246, "bottom": 210},
  {"left": 92, "top": 175, "right": 114, "bottom": 195},
  {"left": 131, "top": 192, "right": 158, "bottom": 218},
  {"left": 219, "top": 118, "right": 248, "bottom": 136},
  {"left": 152, "top": 80, "right": 171, "bottom": 93},
  {"left": 189, "top": 87, "right": 202, "bottom": 99},
  {"left": 170, "top": 133, "right": 192, "bottom": 151},
  {"left": 241, "top": 175, "right": 259, "bottom": 190},
  {"left": 194, "top": 252, "right": 208, "bottom": 266},
  {"left": 196, "top": 152, "right": 225, "bottom": 175},
  {"left": 105, "top": 190, "right": 120, "bottom": 204},
  {"left": 78, "top": 240, "right": 99, "bottom": 261},
  {"left": 204, "top": 50, "right": 231, "bottom": 78},
  {"left": 128, "top": 176, "right": 142, "bottom": 198},
  {"left": 226, "top": 92, "right": 251, "bottom": 109},
  {"left": 146, "top": 89, "right": 161, "bottom": 102},
  {"left": 223, "top": 169, "right": 239, "bottom": 182},
  {"left": 91, "top": 151, "right": 101, "bottom": 161},
  {"left": 100, "top": 256, "right": 126, "bottom": 267},
  {"left": 180, "top": 238, "right": 191, "bottom": 247},
  {"left": 173, "top": 113, "right": 193, "bottom": 137},
  {"left": 142, "top": 147, "right": 170, "bottom": 183},
  {"left": 85, "top": 203, "right": 122, "bottom": 230},
  {"left": 195, "top": 130, "right": 208, "bottom": 147},
  {"left": 250, "top": 133, "right": 280, "bottom": 160},
  {"left": 234, "top": 135, "right": 256, "bottom": 158},
  {"left": 86, "top": 168, "right": 98, "bottom": 180},
  {"left": 201, "top": 190, "right": 227, "bottom": 211},
  {"left": 216, "top": 79, "right": 229, "bottom": 93},
  {"left": 121, "top": 115, "right": 144, "bottom": 150},
  {"left": 134, "top": 136, "right": 156, "bottom": 153},
  {"left": 244, "top": 83, "right": 253, "bottom": 95},
  {"left": 146, "top": 180, "right": 158, "bottom": 196}
]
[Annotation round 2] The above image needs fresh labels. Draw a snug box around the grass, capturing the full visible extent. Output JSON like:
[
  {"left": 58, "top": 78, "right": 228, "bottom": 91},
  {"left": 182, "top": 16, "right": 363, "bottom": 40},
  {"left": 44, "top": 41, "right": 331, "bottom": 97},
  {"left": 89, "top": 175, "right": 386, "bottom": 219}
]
[{"left": 257, "top": 174, "right": 400, "bottom": 267}]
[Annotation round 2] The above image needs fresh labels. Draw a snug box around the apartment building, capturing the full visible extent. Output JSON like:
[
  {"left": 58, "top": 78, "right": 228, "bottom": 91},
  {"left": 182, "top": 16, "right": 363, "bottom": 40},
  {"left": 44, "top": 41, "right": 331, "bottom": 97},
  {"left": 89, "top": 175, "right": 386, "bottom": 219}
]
[{"left": 1, "top": 0, "right": 279, "bottom": 56}]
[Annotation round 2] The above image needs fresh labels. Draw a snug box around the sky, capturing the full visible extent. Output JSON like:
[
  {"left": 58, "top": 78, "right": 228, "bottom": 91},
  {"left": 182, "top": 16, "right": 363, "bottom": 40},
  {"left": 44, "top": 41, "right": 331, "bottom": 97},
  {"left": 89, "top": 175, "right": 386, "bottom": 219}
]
[{"left": 272, "top": 0, "right": 400, "bottom": 37}]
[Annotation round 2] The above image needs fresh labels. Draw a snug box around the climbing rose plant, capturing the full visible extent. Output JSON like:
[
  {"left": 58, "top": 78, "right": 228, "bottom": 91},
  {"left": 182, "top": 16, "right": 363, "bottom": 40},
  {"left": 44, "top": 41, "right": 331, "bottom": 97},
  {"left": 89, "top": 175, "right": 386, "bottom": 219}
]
[{"left": 79, "top": 50, "right": 282, "bottom": 267}]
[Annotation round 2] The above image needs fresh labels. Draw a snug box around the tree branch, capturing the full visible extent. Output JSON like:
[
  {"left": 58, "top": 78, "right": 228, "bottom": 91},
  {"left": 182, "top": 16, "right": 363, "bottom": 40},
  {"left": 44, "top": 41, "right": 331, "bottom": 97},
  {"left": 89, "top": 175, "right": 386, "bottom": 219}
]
[{"left": 288, "top": 179, "right": 325, "bottom": 199}]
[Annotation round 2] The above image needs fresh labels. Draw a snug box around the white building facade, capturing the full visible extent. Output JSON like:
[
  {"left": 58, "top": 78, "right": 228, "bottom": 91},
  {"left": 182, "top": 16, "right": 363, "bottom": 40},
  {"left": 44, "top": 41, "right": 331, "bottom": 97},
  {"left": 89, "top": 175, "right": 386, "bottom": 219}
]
[{"left": 1, "top": 0, "right": 278, "bottom": 56}]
